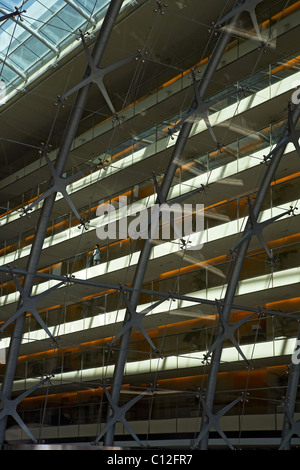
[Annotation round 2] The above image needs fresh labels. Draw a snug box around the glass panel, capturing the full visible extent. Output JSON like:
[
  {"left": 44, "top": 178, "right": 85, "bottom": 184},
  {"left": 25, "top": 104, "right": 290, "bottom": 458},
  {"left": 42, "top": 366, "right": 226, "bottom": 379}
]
[
  {"left": 0, "top": 25, "right": 26, "bottom": 56},
  {"left": 47, "top": 306, "right": 64, "bottom": 327},
  {"left": 44, "top": 354, "right": 62, "bottom": 375},
  {"left": 94, "top": 0, "right": 111, "bottom": 13},
  {"left": 27, "top": 358, "right": 44, "bottom": 377},
  {"left": 272, "top": 177, "right": 299, "bottom": 206},
  {"left": 274, "top": 316, "right": 299, "bottom": 339},
  {"left": 57, "top": 4, "right": 86, "bottom": 31},
  {"left": 9, "top": 42, "right": 41, "bottom": 69},
  {"left": 1, "top": 64, "right": 18, "bottom": 82},
  {"left": 15, "top": 361, "right": 26, "bottom": 380},
  {"left": 39, "top": 15, "right": 72, "bottom": 44},
  {"left": 30, "top": 0, "right": 65, "bottom": 25},
  {"left": 24, "top": 35, "right": 50, "bottom": 57},
  {"left": 77, "top": 0, "right": 95, "bottom": 15},
  {"left": 82, "top": 347, "right": 104, "bottom": 369},
  {"left": 63, "top": 351, "right": 81, "bottom": 372}
]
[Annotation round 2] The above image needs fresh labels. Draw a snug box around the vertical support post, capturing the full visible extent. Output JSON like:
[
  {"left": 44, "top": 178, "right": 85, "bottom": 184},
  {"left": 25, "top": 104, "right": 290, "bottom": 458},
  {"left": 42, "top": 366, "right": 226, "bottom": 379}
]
[
  {"left": 103, "top": 7, "right": 241, "bottom": 446},
  {"left": 198, "top": 103, "right": 300, "bottom": 450},
  {"left": 0, "top": 0, "right": 124, "bottom": 446}
]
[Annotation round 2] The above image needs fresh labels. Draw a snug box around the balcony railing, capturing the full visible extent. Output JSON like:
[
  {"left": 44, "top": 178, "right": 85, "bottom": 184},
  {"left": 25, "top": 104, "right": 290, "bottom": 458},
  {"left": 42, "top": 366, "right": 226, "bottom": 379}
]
[{"left": 1, "top": 47, "right": 300, "bottom": 221}]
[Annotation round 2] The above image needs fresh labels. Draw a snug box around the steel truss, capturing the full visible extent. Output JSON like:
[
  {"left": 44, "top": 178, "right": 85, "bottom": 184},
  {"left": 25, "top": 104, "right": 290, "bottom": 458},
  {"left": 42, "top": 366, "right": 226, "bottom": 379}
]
[
  {"left": 0, "top": 0, "right": 126, "bottom": 446},
  {"left": 197, "top": 102, "right": 300, "bottom": 450},
  {"left": 102, "top": 0, "right": 243, "bottom": 448}
]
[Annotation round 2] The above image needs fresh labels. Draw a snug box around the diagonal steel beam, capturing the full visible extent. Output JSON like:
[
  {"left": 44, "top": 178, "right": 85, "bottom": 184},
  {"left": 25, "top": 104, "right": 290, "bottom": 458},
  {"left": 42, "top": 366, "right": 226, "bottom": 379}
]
[
  {"left": 0, "top": 6, "right": 25, "bottom": 23},
  {"left": 0, "top": 272, "right": 64, "bottom": 342},
  {"left": 93, "top": 386, "right": 152, "bottom": 446},
  {"left": 0, "top": 0, "right": 125, "bottom": 447},
  {"left": 264, "top": 104, "right": 300, "bottom": 162},
  {"left": 107, "top": 292, "right": 170, "bottom": 355},
  {"left": 1, "top": 265, "right": 299, "bottom": 321},
  {"left": 279, "top": 328, "right": 300, "bottom": 449},
  {"left": 216, "top": 0, "right": 264, "bottom": 43},
  {"left": 168, "top": 69, "right": 235, "bottom": 146},
  {"left": 229, "top": 200, "right": 297, "bottom": 259},
  {"left": 203, "top": 309, "right": 259, "bottom": 365},
  {"left": 192, "top": 395, "right": 244, "bottom": 450},
  {"left": 103, "top": 2, "right": 243, "bottom": 447},
  {"left": 0, "top": 376, "right": 52, "bottom": 443},
  {"left": 198, "top": 102, "right": 300, "bottom": 450},
  {"left": 21, "top": 146, "right": 104, "bottom": 224},
  {"left": 59, "top": 29, "right": 139, "bottom": 118}
]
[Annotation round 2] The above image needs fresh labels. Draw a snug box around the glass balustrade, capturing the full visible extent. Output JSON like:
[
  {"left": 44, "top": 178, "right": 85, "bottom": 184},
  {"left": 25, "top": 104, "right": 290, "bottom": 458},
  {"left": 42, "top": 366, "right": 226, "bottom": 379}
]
[
  {"left": 0, "top": 173, "right": 299, "bottom": 303},
  {"left": 2, "top": 308, "right": 298, "bottom": 431},
  {"left": 0, "top": 173, "right": 299, "bottom": 312},
  {"left": 16, "top": 385, "right": 290, "bottom": 430},
  {"left": 1, "top": 120, "right": 299, "bottom": 262},
  {"left": 1, "top": 233, "right": 299, "bottom": 351},
  {"left": 1, "top": 49, "right": 300, "bottom": 219},
  {"left": 1, "top": 295, "right": 298, "bottom": 385}
]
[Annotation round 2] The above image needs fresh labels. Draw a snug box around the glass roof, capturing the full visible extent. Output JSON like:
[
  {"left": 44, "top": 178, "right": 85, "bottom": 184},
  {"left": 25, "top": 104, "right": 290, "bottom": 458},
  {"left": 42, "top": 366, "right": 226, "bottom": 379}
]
[{"left": 0, "top": 0, "right": 132, "bottom": 105}]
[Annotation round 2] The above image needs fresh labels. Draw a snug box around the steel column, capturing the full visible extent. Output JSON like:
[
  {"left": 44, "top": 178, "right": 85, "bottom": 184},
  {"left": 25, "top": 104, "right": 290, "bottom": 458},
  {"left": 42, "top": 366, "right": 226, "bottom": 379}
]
[
  {"left": 103, "top": 6, "right": 241, "bottom": 446},
  {"left": 0, "top": 0, "right": 124, "bottom": 446},
  {"left": 279, "top": 329, "right": 300, "bottom": 450},
  {"left": 198, "top": 103, "right": 300, "bottom": 450}
]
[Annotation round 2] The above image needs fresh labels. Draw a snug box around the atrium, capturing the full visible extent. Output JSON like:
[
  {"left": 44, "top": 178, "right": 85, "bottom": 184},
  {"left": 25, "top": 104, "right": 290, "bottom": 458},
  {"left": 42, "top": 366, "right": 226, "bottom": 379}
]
[{"left": 0, "top": 0, "right": 300, "bottom": 450}]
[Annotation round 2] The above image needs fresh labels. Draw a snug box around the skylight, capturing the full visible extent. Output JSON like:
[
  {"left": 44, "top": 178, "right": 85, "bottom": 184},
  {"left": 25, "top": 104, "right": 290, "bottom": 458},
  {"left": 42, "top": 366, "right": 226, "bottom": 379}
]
[{"left": 0, "top": 0, "right": 133, "bottom": 105}]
